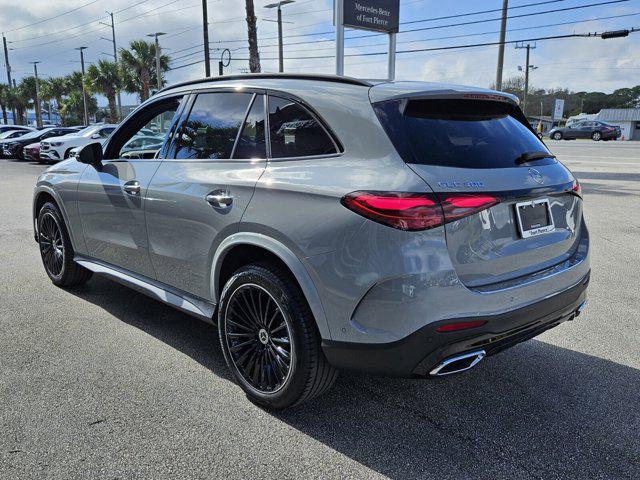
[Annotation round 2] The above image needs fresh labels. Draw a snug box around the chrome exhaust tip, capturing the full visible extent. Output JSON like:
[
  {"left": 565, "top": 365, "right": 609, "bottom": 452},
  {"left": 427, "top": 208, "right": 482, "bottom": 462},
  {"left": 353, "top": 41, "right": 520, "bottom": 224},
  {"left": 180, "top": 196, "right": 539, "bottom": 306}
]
[{"left": 429, "top": 350, "right": 486, "bottom": 377}]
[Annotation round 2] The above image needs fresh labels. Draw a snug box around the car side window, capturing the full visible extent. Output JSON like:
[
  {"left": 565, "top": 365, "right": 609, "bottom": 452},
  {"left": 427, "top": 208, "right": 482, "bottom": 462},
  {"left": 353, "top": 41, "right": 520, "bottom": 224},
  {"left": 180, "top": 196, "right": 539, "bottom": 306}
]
[
  {"left": 103, "top": 95, "right": 184, "bottom": 160},
  {"left": 174, "top": 92, "right": 253, "bottom": 160},
  {"left": 232, "top": 94, "right": 266, "bottom": 159},
  {"left": 268, "top": 96, "right": 337, "bottom": 158}
]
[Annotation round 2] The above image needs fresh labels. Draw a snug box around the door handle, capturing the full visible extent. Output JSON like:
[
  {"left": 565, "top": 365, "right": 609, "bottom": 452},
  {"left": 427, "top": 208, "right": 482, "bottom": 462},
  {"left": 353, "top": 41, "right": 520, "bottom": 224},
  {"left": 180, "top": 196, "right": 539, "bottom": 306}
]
[
  {"left": 123, "top": 180, "right": 141, "bottom": 195},
  {"left": 206, "top": 190, "right": 233, "bottom": 209}
]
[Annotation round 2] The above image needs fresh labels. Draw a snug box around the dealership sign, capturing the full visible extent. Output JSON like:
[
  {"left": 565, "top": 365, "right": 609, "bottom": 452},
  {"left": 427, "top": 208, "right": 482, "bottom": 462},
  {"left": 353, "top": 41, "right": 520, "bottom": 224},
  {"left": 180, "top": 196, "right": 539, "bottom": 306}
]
[{"left": 342, "top": 0, "right": 400, "bottom": 33}]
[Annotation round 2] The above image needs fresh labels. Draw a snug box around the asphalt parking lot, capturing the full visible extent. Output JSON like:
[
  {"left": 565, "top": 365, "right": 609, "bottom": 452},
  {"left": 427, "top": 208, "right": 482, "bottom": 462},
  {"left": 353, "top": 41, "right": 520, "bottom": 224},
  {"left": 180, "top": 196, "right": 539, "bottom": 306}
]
[{"left": 1, "top": 140, "right": 639, "bottom": 479}]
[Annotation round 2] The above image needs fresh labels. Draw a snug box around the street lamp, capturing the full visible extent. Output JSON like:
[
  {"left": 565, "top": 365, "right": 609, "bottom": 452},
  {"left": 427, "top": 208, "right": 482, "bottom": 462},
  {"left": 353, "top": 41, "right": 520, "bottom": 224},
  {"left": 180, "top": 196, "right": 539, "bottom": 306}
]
[
  {"left": 75, "top": 47, "right": 89, "bottom": 126},
  {"left": 147, "top": 32, "right": 166, "bottom": 91},
  {"left": 29, "top": 61, "right": 42, "bottom": 128},
  {"left": 264, "top": 0, "right": 295, "bottom": 73}
]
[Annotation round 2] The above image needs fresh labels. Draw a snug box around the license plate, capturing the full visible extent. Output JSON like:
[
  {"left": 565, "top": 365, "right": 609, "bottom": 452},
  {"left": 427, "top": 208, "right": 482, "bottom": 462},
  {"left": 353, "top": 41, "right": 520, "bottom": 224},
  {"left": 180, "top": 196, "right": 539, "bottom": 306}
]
[{"left": 515, "top": 198, "right": 555, "bottom": 238}]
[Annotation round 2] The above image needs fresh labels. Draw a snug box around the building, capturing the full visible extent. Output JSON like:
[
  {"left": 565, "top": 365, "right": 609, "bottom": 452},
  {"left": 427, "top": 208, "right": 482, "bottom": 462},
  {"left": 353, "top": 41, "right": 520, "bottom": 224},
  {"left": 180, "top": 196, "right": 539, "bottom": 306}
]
[{"left": 595, "top": 109, "right": 640, "bottom": 141}]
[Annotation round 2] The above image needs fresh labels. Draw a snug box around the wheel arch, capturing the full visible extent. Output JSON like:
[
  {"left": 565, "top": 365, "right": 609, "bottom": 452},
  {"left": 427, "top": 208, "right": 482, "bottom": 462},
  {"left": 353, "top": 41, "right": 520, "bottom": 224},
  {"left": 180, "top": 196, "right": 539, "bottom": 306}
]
[
  {"left": 32, "top": 187, "right": 75, "bottom": 249},
  {"left": 211, "top": 233, "right": 331, "bottom": 340}
]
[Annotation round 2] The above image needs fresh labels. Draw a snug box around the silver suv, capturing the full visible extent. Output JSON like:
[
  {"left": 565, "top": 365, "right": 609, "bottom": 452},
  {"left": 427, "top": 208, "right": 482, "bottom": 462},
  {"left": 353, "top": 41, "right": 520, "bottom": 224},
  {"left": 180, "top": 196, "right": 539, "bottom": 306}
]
[{"left": 33, "top": 74, "right": 590, "bottom": 409}]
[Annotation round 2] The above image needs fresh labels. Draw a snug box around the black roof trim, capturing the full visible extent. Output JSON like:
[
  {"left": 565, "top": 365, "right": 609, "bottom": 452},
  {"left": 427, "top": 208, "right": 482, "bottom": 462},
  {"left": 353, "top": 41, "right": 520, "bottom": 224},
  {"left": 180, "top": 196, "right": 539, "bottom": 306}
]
[{"left": 158, "top": 73, "right": 372, "bottom": 94}]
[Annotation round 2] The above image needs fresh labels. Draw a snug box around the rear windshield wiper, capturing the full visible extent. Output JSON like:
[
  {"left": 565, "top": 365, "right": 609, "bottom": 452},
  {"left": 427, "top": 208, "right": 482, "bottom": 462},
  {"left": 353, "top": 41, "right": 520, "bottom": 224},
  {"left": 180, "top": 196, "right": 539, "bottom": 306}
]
[{"left": 515, "top": 151, "right": 556, "bottom": 164}]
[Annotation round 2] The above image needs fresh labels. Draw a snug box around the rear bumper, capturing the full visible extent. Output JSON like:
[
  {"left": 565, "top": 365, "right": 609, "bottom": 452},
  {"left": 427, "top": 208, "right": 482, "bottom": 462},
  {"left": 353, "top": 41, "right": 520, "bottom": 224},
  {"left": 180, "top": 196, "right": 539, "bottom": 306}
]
[{"left": 322, "top": 271, "right": 589, "bottom": 377}]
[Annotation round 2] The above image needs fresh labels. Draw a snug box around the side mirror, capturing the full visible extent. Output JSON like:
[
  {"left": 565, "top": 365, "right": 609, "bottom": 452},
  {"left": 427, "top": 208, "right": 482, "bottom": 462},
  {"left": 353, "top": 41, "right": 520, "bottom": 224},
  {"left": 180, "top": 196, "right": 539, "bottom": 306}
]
[
  {"left": 91, "top": 133, "right": 101, "bottom": 139},
  {"left": 77, "top": 142, "right": 103, "bottom": 166}
]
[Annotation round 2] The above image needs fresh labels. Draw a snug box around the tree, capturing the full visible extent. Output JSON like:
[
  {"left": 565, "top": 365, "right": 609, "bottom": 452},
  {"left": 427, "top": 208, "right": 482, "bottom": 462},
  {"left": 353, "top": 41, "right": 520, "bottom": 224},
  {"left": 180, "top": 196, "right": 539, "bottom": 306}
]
[
  {"left": 40, "top": 76, "right": 67, "bottom": 123},
  {"left": 13, "top": 78, "right": 35, "bottom": 125},
  {"left": 59, "top": 90, "right": 97, "bottom": 126},
  {"left": 85, "top": 60, "right": 121, "bottom": 123},
  {"left": 244, "top": 0, "right": 261, "bottom": 73},
  {"left": 0, "top": 84, "right": 8, "bottom": 124},
  {"left": 119, "top": 40, "right": 169, "bottom": 102}
]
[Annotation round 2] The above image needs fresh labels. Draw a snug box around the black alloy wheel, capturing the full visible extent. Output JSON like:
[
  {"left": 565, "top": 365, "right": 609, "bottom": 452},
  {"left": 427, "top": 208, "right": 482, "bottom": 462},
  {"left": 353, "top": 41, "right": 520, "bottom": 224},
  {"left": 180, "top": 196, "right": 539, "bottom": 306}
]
[
  {"left": 224, "top": 284, "right": 293, "bottom": 394},
  {"left": 39, "top": 211, "right": 65, "bottom": 279}
]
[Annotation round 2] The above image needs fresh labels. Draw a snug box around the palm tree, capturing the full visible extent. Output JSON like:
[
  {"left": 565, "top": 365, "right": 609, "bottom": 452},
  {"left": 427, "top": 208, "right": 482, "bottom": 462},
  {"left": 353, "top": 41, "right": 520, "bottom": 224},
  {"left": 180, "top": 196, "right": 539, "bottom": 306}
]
[
  {"left": 12, "top": 79, "right": 35, "bottom": 125},
  {"left": 119, "top": 40, "right": 169, "bottom": 102},
  {"left": 85, "top": 60, "right": 121, "bottom": 123},
  {"left": 59, "top": 90, "right": 98, "bottom": 126},
  {"left": 0, "top": 84, "right": 8, "bottom": 124},
  {"left": 245, "top": 0, "right": 261, "bottom": 73},
  {"left": 40, "top": 76, "right": 67, "bottom": 124},
  {"left": 64, "top": 71, "right": 84, "bottom": 93}
]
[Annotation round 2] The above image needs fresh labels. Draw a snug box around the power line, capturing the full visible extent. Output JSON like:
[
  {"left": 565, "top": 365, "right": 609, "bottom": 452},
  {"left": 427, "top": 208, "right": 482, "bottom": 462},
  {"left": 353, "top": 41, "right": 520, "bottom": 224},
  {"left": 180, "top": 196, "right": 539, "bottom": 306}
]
[
  {"left": 250, "top": 11, "right": 640, "bottom": 53},
  {"left": 4, "top": 0, "right": 102, "bottom": 34}
]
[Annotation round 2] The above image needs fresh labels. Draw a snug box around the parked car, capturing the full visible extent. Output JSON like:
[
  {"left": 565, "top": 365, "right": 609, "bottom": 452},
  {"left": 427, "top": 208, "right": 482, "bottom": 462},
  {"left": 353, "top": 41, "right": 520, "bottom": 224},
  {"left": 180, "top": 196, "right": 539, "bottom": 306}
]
[
  {"left": 23, "top": 142, "right": 41, "bottom": 162},
  {"left": 33, "top": 74, "right": 590, "bottom": 409},
  {"left": 120, "top": 135, "right": 163, "bottom": 155},
  {"left": 0, "top": 125, "right": 34, "bottom": 135},
  {"left": 549, "top": 121, "right": 621, "bottom": 141},
  {"left": 3, "top": 127, "right": 78, "bottom": 160},
  {"left": 39, "top": 124, "right": 117, "bottom": 162}
]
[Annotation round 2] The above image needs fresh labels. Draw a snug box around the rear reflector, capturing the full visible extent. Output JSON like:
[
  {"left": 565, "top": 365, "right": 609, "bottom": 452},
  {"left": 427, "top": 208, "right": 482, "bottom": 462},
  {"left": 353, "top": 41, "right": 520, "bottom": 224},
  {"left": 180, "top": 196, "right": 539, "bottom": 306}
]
[
  {"left": 341, "top": 191, "right": 499, "bottom": 231},
  {"left": 571, "top": 180, "right": 582, "bottom": 197},
  {"left": 435, "top": 320, "right": 487, "bottom": 333}
]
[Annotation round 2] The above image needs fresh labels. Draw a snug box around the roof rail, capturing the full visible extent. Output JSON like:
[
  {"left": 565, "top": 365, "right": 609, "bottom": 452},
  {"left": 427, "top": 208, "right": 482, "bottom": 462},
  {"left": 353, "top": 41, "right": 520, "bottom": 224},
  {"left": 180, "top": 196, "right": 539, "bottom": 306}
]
[{"left": 158, "top": 73, "right": 372, "bottom": 94}]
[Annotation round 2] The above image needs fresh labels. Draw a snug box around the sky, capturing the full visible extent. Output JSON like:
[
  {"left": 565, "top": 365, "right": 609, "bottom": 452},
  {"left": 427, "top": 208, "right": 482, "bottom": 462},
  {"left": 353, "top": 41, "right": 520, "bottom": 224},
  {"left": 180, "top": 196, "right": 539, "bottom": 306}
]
[{"left": 1, "top": 0, "right": 639, "bottom": 107}]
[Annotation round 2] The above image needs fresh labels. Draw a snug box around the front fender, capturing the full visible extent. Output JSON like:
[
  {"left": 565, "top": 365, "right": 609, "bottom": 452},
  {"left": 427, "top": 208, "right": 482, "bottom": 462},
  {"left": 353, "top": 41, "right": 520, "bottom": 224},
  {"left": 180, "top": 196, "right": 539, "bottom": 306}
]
[{"left": 211, "top": 233, "right": 332, "bottom": 340}]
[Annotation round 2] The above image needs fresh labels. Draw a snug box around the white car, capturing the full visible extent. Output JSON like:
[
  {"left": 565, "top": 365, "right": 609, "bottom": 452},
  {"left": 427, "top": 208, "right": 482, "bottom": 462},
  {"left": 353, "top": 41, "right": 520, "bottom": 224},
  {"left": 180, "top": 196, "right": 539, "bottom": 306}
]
[{"left": 39, "top": 124, "right": 117, "bottom": 162}]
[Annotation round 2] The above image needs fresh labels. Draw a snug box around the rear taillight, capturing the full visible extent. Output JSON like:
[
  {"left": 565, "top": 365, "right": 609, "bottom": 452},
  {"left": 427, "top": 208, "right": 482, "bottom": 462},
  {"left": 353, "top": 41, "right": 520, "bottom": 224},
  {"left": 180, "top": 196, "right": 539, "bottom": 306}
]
[
  {"left": 341, "top": 191, "right": 499, "bottom": 231},
  {"left": 438, "top": 194, "right": 500, "bottom": 223},
  {"left": 571, "top": 180, "right": 582, "bottom": 198}
]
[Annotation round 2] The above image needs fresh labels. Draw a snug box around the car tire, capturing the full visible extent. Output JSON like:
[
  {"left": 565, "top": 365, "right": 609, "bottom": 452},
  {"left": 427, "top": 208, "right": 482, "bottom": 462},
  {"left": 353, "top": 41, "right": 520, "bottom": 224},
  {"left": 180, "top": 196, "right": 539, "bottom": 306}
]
[
  {"left": 592, "top": 131, "right": 602, "bottom": 141},
  {"left": 552, "top": 132, "right": 563, "bottom": 140},
  {"left": 63, "top": 148, "right": 73, "bottom": 159},
  {"left": 37, "top": 202, "right": 93, "bottom": 288},
  {"left": 218, "top": 263, "right": 337, "bottom": 409}
]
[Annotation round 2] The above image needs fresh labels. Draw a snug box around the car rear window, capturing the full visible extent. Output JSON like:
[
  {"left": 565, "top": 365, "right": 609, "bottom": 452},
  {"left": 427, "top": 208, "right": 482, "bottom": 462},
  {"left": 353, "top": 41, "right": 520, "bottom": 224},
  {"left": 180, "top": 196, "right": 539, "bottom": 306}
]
[{"left": 373, "top": 99, "right": 553, "bottom": 169}]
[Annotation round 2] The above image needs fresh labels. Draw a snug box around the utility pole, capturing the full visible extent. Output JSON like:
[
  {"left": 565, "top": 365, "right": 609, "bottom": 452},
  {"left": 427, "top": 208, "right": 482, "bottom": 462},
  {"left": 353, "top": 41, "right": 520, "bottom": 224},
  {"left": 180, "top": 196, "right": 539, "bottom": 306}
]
[
  {"left": 147, "top": 32, "right": 166, "bottom": 91},
  {"left": 516, "top": 42, "right": 536, "bottom": 115},
  {"left": 264, "top": 1, "right": 295, "bottom": 73},
  {"left": 336, "top": 0, "right": 344, "bottom": 76},
  {"left": 104, "top": 12, "right": 123, "bottom": 118},
  {"left": 30, "top": 61, "right": 42, "bottom": 128},
  {"left": 495, "top": 0, "right": 508, "bottom": 91},
  {"left": 3, "top": 35, "right": 17, "bottom": 124},
  {"left": 76, "top": 47, "right": 89, "bottom": 126},
  {"left": 202, "top": 0, "right": 211, "bottom": 76}
]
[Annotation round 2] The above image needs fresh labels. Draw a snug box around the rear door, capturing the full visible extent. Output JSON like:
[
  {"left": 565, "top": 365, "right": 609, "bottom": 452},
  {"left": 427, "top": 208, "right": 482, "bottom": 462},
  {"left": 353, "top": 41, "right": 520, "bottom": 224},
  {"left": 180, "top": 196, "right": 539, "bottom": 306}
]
[
  {"left": 145, "top": 90, "right": 267, "bottom": 301},
  {"left": 76, "top": 95, "right": 185, "bottom": 278},
  {"left": 373, "top": 96, "right": 582, "bottom": 287}
]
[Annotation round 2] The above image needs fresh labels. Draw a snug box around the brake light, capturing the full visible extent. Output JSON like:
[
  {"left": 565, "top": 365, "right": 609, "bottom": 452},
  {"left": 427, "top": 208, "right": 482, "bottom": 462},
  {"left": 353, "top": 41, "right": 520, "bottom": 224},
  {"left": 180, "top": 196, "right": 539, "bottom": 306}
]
[
  {"left": 571, "top": 180, "right": 582, "bottom": 197},
  {"left": 341, "top": 192, "right": 442, "bottom": 231},
  {"left": 341, "top": 192, "right": 499, "bottom": 231},
  {"left": 436, "top": 320, "right": 487, "bottom": 332},
  {"left": 439, "top": 194, "right": 500, "bottom": 223}
]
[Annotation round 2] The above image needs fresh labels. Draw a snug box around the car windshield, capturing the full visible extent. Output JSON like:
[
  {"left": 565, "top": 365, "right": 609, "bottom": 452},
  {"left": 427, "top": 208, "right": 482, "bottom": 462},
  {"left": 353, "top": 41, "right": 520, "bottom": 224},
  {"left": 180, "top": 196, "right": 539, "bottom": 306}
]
[
  {"left": 16, "top": 129, "right": 47, "bottom": 140},
  {"left": 75, "top": 126, "right": 101, "bottom": 137},
  {"left": 0, "top": 130, "right": 25, "bottom": 139}
]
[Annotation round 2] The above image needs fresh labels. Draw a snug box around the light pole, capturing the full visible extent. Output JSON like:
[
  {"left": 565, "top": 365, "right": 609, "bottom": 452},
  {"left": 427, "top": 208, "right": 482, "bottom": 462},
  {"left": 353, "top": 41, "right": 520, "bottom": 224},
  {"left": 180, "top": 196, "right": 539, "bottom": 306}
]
[
  {"left": 75, "top": 47, "right": 89, "bottom": 126},
  {"left": 202, "top": 0, "right": 211, "bottom": 77},
  {"left": 264, "top": 0, "right": 295, "bottom": 73},
  {"left": 30, "top": 61, "right": 42, "bottom": 128},
  {"left": 147, "top": 32, "right": 166, "bottom": 91},
  {"left": 102, "top": 11, "right": 122, "bottom": 118}
]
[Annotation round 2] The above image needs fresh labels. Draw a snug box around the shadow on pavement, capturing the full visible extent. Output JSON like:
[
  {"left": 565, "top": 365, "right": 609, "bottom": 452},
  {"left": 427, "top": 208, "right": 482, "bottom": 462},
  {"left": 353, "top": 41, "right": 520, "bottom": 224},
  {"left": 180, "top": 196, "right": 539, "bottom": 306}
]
[{"left": 70, "top": 276, "right": 640, "bottom": 480}]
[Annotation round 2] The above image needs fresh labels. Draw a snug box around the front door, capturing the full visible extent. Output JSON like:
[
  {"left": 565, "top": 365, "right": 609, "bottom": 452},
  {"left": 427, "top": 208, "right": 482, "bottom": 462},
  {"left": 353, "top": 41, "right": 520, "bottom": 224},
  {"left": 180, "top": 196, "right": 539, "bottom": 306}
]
[
  {"left": 76, "top": 96, "right": 185, "bottom": 278},
  {"left": 145, "top": 91, "right": 267, "bottom": 301}
]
